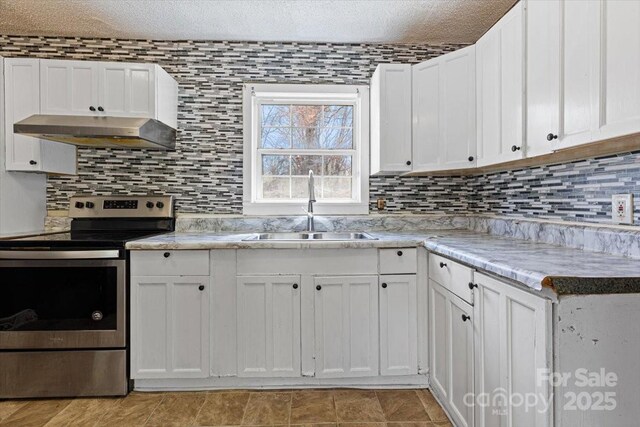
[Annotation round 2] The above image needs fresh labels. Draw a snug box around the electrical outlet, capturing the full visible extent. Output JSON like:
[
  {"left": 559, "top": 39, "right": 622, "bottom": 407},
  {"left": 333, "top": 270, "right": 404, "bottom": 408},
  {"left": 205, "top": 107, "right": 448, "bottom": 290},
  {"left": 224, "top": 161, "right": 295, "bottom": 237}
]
[{"left": 612, "top": 194, "right": 634, "bottom": 225}]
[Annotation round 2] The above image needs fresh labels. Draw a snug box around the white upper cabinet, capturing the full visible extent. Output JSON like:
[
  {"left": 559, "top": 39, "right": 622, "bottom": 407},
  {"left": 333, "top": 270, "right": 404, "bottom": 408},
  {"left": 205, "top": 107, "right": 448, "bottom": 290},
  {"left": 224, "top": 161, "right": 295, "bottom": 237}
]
[
  {"left": 4, "top": 58, "right": 77, "bottom": 174},
  {"left": 412, "top": 45, "right": 477, "bottom": 172},
  {"left": 39, "top": 59, "right": 178, "bottom": 128},
  {"left": 40, "top": 60, "right": 99, "bottom": 116},
  {"left": 526, "top": 0, "right": 601, "bottom": 156},
  {"left": 599, "top": 0, "right": 640, "bottom": 141},
  {"left": 370, "top": 64, "right": 413, "bottom": 174},
  {"left": 476, "top": 2, "right": 525, "bottom": 167},
  {"left": 99, "top": 62, "right": 154, "bottom": 119}
]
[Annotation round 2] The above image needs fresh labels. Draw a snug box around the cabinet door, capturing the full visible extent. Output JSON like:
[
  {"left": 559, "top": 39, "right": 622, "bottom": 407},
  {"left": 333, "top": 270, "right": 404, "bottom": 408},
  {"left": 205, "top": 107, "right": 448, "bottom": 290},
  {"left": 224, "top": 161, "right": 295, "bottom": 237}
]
[
  {"left": 440, "top": 45, "right": 477, "bottom": 170},
  {"left": 236, "top": 275, "right": 301, "bottom": 377},
  {"left": 476, "top": 2, "right": 525, "bottom": 167},
  {"left": 526, "top": 0, "right": 561, "bottom": 157},
  {"left": 448, "top": 286, "right": 474, "bottom": 427},
  {"left": 98, "top": 62, "right": 156, "bottom": 118},
  {"left": 430, "top": 280, "right": 474, "bottom": 427},
  {"left": 412, "top": 46, "right": 476, "bottom": 172},
  {"left": 4, "top": 58, "right": 77, "bottom": 174},
  {"left": 412, "top": 59, "right": 441, "bottom": 171},
  {"left": 314, "top": 275, "right": 378, "bottom": 378},
  {"left": 473, "top": 278, "right": 504, "bottom": 427},
  {"left": 370, "top": 64, "right": 412, "bottom": 174},
  {"left": 474, "top": 273, "right": 551, "bottom": 427},
  {"left": 131, "top": 276, "right": 210, "bottom": 379},
  {"left": 429, "top": 280, "right": 449, "bottom": 400},
  {"left": 599, "top": 0, "right": 640, "bottom": 140},
  {"left": 40, "top": 59, "right": 99, "bottom": 116},
  {"left": 527, "top": 0, "right": 601, "bottom": 156},
  {"left": 379, "top": 275, "right": 417, "bottom": 376},
  {"left": 4, "top": 58, "right": 42, "bottom": 171}
]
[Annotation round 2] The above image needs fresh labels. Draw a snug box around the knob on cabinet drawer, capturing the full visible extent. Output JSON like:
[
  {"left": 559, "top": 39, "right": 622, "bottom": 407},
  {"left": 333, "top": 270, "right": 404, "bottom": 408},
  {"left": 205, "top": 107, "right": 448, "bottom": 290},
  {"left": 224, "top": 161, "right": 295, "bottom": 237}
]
[
  {"left": 468, "top": 282, "right": 478, "bottom": 290},
  {"left": 397, "top": 250, "right": 403, "bottom": 256},
  {"left": 439, "top": 262, "right": 447, "bottom": 268},
  {"left": 199, "top": 285, "right": 205, "bottom": 291},
  {"left": 381, "top": 283, "right": 388, "bottom": 288},
  {"left": 29, "top": 160, "right": 37, "bottom": 165},
  {"left": 406, "top": 160, "right": 412, "bottom": 166},
  {"left": 163, "top": 252, "right": 171, "bottom": 258},
  {"left": 462, "top": 314, "right": 471, "bottom": 322},
  {"left": 511, "top": 145, "right": 521, "bottom": 152},
  {"left": 547, "top": 133, "right": 558, "bottom": 141},
  {"left": 293, "top": 284, "right": 298, "bottom": 289},
  {"left": 316, "top": 285, "right": 322, "bottom": 291}
]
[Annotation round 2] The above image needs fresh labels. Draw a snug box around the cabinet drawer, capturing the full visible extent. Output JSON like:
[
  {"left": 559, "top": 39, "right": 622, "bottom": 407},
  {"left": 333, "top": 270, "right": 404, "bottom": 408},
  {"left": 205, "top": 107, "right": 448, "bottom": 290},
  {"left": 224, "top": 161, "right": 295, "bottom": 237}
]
[
  {"left": 130, "top": 250, "right": 209, "bottom": 276},
  {"left": 428, "top": 253, "right": 473, "bottom": 304},
  {"left": 379, "top": 248, "right": 417, "bottom": 274}
]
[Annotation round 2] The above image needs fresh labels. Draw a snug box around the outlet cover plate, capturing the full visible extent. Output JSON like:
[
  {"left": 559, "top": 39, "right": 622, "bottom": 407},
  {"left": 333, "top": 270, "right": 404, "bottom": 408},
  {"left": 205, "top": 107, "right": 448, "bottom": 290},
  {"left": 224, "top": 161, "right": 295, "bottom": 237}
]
[{"left": 612, "top": 194, "right": 634, "bottom": 225}]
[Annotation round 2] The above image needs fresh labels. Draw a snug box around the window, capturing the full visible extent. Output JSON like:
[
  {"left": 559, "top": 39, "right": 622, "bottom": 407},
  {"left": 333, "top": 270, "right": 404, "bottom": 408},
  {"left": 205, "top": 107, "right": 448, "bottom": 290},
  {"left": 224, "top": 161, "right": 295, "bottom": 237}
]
[{"left": 243, "top": 84, "right": 369, "bottom": 215}]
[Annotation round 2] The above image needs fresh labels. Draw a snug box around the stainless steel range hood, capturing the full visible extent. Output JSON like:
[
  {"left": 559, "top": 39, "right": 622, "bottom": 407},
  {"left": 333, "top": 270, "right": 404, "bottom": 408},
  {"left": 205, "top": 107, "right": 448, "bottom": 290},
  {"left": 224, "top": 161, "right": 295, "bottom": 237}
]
[{"left": 13, "top": 115, "right": 176, "bottom": 150}]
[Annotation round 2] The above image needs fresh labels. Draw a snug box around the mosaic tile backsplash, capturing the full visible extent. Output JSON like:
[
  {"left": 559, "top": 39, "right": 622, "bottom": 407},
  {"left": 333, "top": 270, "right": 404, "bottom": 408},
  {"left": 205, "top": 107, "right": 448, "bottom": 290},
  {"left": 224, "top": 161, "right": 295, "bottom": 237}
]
[{"left": 1, "top": 35, "right": 639, "bottom": 225}]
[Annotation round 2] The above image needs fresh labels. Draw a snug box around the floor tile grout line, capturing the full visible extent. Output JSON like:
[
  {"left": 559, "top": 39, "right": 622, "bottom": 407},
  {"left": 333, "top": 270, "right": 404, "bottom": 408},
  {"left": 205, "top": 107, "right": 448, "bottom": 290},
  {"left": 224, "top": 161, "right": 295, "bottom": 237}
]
[
  {"left": 413, "top": 389, "right": 433, "bottom": 422},
  {"left": 191, "top": 392, "right": 209, "bottom": 426},
  {"left": 142, "top": 393, "right": 167, "bottom": 427}
]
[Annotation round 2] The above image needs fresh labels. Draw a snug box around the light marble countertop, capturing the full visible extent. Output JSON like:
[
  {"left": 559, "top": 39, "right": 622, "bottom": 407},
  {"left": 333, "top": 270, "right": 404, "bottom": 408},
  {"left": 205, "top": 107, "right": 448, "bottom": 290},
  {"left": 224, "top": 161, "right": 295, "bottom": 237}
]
[{"left": 127, "top": 230, "right": 640, "bottom": 296}]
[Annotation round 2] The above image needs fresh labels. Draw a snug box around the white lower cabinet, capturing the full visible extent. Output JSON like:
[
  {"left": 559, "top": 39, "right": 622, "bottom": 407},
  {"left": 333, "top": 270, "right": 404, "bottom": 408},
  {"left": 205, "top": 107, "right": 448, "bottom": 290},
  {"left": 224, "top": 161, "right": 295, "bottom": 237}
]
[
  {"left": 130, "top": 276, "right": 210, "bottom": 379},
  {"left": 473, "top": 272, "right": 551, "bottom": 427},
  {"left": 313, "top": 275, "right": 379, "bottom": 378},
  {"left": 429, "top": 279, "right": 474, "bottom": 427},
  {"left": 236, "top": 275, "right": 301, "bottom": 378},
  {"left": 379, "top": 274, "right": 418, "bottom": 376}
]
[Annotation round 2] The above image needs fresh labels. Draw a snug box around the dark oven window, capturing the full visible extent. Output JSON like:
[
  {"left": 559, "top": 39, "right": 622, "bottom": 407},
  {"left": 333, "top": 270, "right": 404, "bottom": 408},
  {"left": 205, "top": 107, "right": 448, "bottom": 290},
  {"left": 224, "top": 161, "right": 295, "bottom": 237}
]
[{"left": 0, "top": 267, "right": 118, "bottom": 331}]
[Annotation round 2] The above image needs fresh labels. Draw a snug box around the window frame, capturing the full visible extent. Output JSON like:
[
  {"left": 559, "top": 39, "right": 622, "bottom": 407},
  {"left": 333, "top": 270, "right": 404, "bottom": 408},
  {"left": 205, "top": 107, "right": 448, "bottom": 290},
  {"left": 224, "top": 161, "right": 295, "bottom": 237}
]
[{"left": 243, "top": 83, "right": 370, "bottom": 215}]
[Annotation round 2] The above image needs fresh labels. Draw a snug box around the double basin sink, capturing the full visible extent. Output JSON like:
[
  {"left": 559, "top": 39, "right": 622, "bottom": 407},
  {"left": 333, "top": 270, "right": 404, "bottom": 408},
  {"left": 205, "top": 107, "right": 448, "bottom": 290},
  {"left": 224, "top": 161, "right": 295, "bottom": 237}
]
[{"left": 243, "top": 232, "right": 377, "bottom": 241}]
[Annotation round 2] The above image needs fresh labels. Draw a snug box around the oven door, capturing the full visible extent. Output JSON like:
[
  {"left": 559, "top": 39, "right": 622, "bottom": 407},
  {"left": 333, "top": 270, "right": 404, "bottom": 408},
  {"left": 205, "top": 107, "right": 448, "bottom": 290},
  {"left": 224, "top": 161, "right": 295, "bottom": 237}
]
[{"left": 0, "top": 250, "right": 125, "bottom": 349}]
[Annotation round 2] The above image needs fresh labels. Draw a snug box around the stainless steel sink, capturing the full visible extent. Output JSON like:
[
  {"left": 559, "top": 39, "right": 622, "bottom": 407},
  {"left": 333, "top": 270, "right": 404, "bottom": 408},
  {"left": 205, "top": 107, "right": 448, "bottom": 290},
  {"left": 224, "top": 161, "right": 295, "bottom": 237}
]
[{"left": 243, "top": 232, "right": 378, "bottom": 241}]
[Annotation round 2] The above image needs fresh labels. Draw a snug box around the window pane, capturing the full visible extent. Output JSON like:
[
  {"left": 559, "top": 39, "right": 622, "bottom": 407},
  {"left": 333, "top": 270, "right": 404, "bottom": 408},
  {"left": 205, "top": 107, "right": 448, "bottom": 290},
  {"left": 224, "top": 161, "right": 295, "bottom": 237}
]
[
  {"left": 322, "top": 177, "right": 352, "bottom": 199},
  {"left": 261, "top": 127, "right": 291, "bottom": 149},
  {"left": 292, "top": 127, "right": 320, "bottom": 149},
  {"left": 261, "top": 105, "right": 290, "bottom": 127},
  {"left": 319, "top": 127, "right": 353, "bottom": 149},
  {"left": 323, "top": 105, "right": 353, "bottom": 127},
  {"left": 291, "top": 177, "right": 312, "bottom": 199},
  {"left": 291, "top": 155, "right": 322, "bottom": 175},
  {"left": 262, "top": 155, "right": 290, "bottom": 175},
  {"left": 292, "top": 105, "right": 322, "bottom": 127},
  {"left": 323, "top": 155, "right": 352, "bottom": 176},
  {"left": 262, "top": 176, "right": 290, "bottom": 199}
]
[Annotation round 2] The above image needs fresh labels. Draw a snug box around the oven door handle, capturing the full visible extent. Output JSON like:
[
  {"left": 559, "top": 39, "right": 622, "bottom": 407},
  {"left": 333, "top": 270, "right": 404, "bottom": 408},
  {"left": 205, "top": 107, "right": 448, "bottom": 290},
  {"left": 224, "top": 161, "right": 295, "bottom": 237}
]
[{"left": 0, "top": 250, "right": 121, "bottom": 260}]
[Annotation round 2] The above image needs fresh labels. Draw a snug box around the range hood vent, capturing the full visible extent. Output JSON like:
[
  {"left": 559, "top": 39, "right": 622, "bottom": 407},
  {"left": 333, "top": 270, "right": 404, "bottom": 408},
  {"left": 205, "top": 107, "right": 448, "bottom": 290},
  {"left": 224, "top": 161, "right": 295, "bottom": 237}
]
[{"left": 14, "top": 115, "right": 176, "bottom": 150}]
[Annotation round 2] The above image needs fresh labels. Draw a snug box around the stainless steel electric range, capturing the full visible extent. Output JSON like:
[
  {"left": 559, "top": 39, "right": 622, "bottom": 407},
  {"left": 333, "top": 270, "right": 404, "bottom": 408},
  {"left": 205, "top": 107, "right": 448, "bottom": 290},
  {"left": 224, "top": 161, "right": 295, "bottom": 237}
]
[{"left": 0, "top": 195, "right": 175, "bottom": 399}]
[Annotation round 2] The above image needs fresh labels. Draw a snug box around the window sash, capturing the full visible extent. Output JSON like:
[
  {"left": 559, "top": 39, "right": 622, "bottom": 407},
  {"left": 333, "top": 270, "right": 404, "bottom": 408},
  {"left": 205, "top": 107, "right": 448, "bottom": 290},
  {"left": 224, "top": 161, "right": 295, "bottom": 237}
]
[
  {"left": 243, "top": 83, "right": 369, "bottom": 215},
  {"left": 254, "top": 97, "right": 361, "bottom": 204}
]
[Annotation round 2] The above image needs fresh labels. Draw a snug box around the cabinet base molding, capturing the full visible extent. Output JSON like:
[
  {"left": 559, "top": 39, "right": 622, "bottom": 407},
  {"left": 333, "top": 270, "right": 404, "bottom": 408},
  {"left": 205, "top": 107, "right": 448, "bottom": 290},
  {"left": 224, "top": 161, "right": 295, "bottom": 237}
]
[{"left": 134, "top": 374, "right": 429, "bottom": 391}]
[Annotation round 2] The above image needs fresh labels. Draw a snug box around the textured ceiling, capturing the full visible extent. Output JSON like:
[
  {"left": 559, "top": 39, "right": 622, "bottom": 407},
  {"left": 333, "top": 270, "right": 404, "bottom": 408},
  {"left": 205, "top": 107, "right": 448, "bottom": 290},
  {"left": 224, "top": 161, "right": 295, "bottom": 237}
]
[{"left": 0, "top": 0, "right": 517, "bottom": 44}]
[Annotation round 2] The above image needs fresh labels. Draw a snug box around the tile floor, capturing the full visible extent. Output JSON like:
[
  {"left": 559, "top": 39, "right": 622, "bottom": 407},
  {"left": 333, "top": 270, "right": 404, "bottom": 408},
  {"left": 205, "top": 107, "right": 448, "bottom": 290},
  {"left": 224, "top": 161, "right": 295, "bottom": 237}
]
[{"left": 0, "top": 389, "right": 452, "bottom": 427}]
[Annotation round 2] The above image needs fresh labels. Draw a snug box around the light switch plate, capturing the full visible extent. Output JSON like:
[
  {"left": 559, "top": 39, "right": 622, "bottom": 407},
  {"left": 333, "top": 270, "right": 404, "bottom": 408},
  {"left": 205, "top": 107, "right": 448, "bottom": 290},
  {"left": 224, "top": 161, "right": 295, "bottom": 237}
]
[{"left": 612, "top": 194, "right": 634, "bottom": 225}]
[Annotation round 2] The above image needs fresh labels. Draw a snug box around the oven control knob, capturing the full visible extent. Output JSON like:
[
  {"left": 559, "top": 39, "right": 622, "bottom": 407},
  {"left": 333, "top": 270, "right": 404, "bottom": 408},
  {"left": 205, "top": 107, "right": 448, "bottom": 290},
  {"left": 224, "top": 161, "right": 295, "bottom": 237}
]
[
  {"left": 75, "top": 202, "right": 85, "bottom": 209},
  {"left": 85, "top": 201, "right": 95, "bottom": 209},
  {"left": 91, "top": 311, "right": 103, "bottom": 321},
  {"left": 156, "top": 201, "right": 165, "bottom": 209},
  {"left": 146, "top": 201, "right": 154, "bottom": 209}
]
